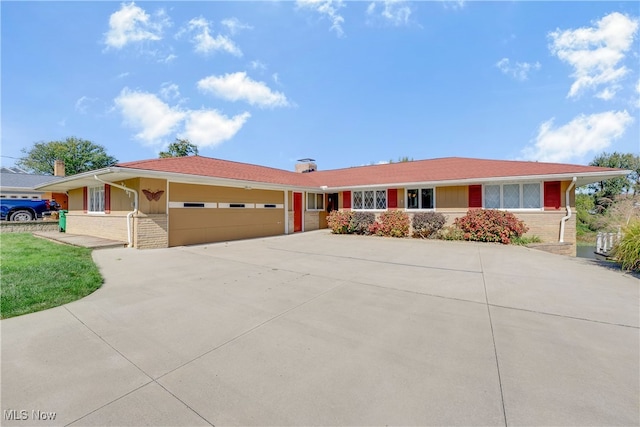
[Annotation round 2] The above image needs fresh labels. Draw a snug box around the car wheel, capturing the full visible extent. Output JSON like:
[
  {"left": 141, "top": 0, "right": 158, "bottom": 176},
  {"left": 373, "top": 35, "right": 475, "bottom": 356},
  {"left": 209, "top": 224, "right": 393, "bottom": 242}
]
[{"left": 9, "top": 210, "right": 34, "bottom": 221}]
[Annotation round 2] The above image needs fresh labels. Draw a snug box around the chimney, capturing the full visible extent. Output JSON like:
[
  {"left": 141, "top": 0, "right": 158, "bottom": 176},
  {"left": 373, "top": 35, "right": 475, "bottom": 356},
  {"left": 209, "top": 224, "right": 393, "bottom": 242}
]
[
  {"left": 54, "top": 160, "right": 65, "bottom": 177},
  {"left": 295, "top": 158, "right": 317, "bottom": 173}
]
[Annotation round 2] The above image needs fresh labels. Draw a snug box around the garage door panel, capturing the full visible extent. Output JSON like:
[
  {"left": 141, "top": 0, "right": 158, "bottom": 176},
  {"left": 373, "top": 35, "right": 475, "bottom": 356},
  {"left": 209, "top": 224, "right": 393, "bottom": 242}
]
[{"left": 169, "top": 208, "right": 285, "bottom": 247}]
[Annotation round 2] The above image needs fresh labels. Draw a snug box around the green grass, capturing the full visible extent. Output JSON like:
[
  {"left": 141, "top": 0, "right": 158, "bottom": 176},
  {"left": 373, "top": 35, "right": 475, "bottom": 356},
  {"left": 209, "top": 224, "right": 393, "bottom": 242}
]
[
  {"left": 511, "top": 235, "right": 543, "bottom": 245},
  {"left": 1, "top": 233, "right": 103, "bottom": 319}
]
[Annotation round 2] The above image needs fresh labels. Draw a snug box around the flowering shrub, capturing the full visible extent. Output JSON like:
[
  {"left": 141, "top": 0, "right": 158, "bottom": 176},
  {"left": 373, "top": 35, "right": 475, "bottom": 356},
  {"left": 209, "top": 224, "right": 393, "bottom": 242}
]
[
  {"left": 327, "top": 210, "right": 354, "bottom": 234},
  {"left": 349, "top": 212, "right": 376, "bottom": 235},
  {"left": 454, "top": 209, "right": 528, "bottom": 244},
  {"left": 412, "top": 212, "right": 446, "bottom": 238},
  {"left": 371, "top": 210, "right": 410, "bottom": 238}
]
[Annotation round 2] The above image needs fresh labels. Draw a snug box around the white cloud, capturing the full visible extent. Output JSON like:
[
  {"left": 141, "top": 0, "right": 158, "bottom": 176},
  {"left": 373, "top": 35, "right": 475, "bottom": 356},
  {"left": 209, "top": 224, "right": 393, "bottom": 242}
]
[
  {"left": 442, "top": 0, "right": 465, "bottom": 10},
  {"left": 114, "top": 88, "right": 185, "bottom": 144},
  {"left": 198, "top": 72, "right": 290, "bottom": 108},
  {"left": 181, "top": 110, "right": 251, "bottom": 147},
  {"left": 221, "top": 17, "right": 253, "bottom": 35},
  {"left": 367, "top": 0, "right": 412, "bottom": 26},
  {"left": 161, "top": 53, "right": 177, "bottom": 63},
  {"left": 75, "top": 96, "right": 98, "bottom": 114},
  {"left": 250, "top": 60, "right": 267, "bottom": 71},
  {"left": 272, "top": 73, "right": 280, "bottom": 85},
  {"left": 159, "top": 82, "right": 180, "bottom": 100},
  {"left": 117, "top": 72, "right": 130, "bottom": 79},
  {"left": 180, "top": 17, "right": 242, "bottom": 56},
  {"left": 104, "top": 2, "right": 170, "bottom": 49},
  {"left": 296, "top": 0, "right": 345, "bottom": 37},
  {"left": 114, "top": 88, "right": 251, "bottom": 148},
  {"left": 496, "top": 58, "right": 541, "bottom": 81},
  {"left": 548, "top": 12, "right": 639, "bottom": 99},
  {"left": 521, "top": 110, "right": 634, "bottom": 163}
]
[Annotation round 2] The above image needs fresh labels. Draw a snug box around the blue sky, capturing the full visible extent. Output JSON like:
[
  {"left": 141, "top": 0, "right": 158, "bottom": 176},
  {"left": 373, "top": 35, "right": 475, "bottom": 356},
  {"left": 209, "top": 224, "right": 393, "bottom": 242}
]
[{"left": 2, "top": 1, "right": 639, "bottom": 172}]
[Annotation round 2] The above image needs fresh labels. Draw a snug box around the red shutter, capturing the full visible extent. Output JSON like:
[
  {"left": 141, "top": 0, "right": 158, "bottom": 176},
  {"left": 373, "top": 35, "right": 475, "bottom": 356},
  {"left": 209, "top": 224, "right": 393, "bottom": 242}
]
[
  {"left": 343, "top": 191, "right": 351, "bottom": 209},
  {"left": 468, "top": 185, "right": 482, "bottom": 208},
  {"left": 388, "top": 188, "right": 398, "bottom": 209},
  {"left": 104, "top": 184, "right": 111, "bottom": 214},
  {"left": 544, "top": 181, "right": 561, "bottom": 210},
  {"left": 83, "top": 187, "right": 88, "bottom": 213}
]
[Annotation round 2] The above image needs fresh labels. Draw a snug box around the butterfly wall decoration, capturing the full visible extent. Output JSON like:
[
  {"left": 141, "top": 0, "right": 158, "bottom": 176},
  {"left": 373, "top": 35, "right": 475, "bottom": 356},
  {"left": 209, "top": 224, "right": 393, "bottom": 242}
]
[{"left": 142, "top": 189, "right": 164, "bottom": 202}]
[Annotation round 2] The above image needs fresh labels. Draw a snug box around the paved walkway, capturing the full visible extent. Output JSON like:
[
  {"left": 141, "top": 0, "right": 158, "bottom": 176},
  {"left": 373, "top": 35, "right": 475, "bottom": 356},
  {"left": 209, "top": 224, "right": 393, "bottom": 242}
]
[
  {"left": 2, "top": 231, "right": 638, "bottom": 426},
  {"left": 33, "top": 231, "right": 127, "bottom": 249}
]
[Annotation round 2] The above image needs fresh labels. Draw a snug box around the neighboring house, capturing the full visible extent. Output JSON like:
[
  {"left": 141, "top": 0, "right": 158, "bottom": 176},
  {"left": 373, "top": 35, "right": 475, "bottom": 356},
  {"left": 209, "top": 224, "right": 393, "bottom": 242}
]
[
  {"left": 35, "top": 156, "right": 628, "bottom": 253},
  {"left": 0, "top": 168, "right": 69, "bottom": 210}
]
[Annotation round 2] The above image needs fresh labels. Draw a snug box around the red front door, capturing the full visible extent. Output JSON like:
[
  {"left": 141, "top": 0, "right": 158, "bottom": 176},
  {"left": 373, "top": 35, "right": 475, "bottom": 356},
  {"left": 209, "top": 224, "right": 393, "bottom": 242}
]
[{"left": 293, "top": 192, "right": 302, "bottom": 232}]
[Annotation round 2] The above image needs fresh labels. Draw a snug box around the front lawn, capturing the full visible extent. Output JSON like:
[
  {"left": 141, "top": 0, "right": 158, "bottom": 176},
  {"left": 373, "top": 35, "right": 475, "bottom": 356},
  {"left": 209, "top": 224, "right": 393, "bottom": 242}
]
[{"left": 1, "top": 233, "right": 103, "bottom": 319}]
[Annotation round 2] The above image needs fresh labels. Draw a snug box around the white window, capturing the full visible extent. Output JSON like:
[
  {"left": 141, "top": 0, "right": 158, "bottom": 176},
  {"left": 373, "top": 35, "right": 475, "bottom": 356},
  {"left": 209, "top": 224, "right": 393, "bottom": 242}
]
[
  {"left": 406, "top": 188, "right": 434, "bottom": 210},
  {"left": 483, "top": 183, "right": 541, "bottom": 209},
  {"left": 88, "top": 185, "right": 105, "bottom": 212},
  {"left": 522, "top": 183, "right": 541, "bottom": 208},
  {"left": 353, "top": 190, "right": 386, "bottom": 210},
  {"left": 484, "top": 185, "right": 501, "bottom": 209},
  {"left": 307, "top": 192, "right": 325, "bottom": 211},
  {"left": 503, "top": 184, "right": 520, "bottom": 209}
]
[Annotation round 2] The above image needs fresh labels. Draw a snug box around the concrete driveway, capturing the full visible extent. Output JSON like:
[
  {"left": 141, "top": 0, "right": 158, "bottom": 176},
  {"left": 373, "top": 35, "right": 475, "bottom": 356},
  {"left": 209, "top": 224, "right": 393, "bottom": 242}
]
[{"left": 2, "top": 231, "right": 638, "bottom": 426}]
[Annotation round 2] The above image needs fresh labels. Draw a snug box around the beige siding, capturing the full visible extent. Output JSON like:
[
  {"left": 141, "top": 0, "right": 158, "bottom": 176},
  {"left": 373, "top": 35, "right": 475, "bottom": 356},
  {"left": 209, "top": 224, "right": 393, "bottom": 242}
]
[
  {"left": 436, "top": 186, "right": 468, "bottom": 210},
  {"left": 168, "top": 183, "right": 285, "bottom": 246},
  {"left": 138, "top": 178, "right": 167, "bottom": 215},
  {"left": 68, "top": 188, "right": 84, "bottom": 211}
]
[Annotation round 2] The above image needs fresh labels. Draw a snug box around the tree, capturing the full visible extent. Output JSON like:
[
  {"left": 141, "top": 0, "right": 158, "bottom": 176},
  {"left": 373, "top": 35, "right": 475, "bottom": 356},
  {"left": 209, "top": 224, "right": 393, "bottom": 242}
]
[
  {"left": 588, "top": 152, "right": 640, "bottom": 209},
  {"left": 159, "top": 139, "right": 199, "bottom": 158},
  {"left": 17, "top": 137, "right": 118, "bottom": 176}
]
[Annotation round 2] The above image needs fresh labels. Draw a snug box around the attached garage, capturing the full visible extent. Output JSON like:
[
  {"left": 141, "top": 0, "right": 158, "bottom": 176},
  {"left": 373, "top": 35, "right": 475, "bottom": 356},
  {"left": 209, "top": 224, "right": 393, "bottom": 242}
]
[{"left": 168, "top": 182, "right": 286, "bottom": 247}]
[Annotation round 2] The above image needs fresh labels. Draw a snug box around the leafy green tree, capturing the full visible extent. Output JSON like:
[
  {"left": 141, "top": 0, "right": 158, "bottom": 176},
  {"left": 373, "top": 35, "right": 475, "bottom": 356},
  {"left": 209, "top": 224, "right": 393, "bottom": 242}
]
[
  {"left": 589, "top": 152, "right": 640, "bottom": 199},
  {"left": 159, "top": 139, "right": 199, "bottom": 158},
  {"left": 17, "top": 137, "right": 117, "bottom": 176}
]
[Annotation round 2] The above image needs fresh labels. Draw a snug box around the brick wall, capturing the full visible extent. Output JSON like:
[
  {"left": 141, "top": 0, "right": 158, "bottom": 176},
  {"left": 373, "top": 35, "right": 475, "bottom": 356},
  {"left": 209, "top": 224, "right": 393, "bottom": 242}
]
[
  {"left": 134, "top": 214, "right": 168, "bottom": 249},
  {"left": 0, "top": 221, "right": 59, "bottom": 233},
  {"left": 304, "top": 211, "right": 320, "bottom": 231},
  {"left": 434, "top": 210, "right": 575, "bottom": 244},
  {"left": 65, "top": 213, "right": 129, "bottom": 242}
]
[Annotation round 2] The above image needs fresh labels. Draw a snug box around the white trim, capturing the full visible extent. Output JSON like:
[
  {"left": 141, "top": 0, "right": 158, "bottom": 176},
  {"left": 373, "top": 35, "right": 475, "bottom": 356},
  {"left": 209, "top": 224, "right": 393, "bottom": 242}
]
[
  {"left": 404, "top": 187, "right": 436, "bottom": 211},
  {"left": 482, "top": 182, "right": 543, "bottom": 211},
  {"left": 169, "top": 202, "right": 217, "bottom": 208},
  {"left": 306, "top": 191, "right": 325, "bottom": 211},
  {"left": 256, "top": 203, "right": 284, "bottom": 209},
  {"left": 218, "top": 202, "right": 255, "bottom": 209},
  {"left": 284, "top": 190, "right": 289, "bottom": 234},
  {"left": 351, "top": 189, "right": 388, "bottom": 211}
]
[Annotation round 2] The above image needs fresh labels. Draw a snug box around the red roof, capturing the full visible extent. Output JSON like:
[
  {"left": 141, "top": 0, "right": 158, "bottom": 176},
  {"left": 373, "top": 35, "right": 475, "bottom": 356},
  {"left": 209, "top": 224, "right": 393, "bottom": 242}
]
[{"left": 117, "top": 156, "right": 624, "bottom": 188}]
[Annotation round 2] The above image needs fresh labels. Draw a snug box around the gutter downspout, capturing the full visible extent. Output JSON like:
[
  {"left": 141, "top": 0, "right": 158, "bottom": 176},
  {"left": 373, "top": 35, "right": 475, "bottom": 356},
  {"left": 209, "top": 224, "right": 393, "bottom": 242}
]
[
  {"left": 95, "top": 175, "right": 138, "bottom": 248},
  {"left": 559, "top": 177, "right": 577, "bottom": 243}
]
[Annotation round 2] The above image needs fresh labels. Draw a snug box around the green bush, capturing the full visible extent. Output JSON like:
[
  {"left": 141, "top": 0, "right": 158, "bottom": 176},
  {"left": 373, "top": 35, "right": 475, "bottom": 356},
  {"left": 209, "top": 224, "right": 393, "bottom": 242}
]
[
  {"left": 349, "top": 212, "right": 376, "bottom": 235},
  {"left": 412, "top": 212, "right": 446, "bottom": 238},
  {"left": 327, "top": 210, "right": 354, "bottom": 234},
  {"left": 370, "top": 210, "right": 410, "bottom": 238},
  {"left": 454, "top": 209, "right": 529, "bottom": 244},
  {"left": 612, "top": 220, "right": 640, "bottom": 272},
  {"left": 511, "top": 235, "right": 543, "bottom": 245}
]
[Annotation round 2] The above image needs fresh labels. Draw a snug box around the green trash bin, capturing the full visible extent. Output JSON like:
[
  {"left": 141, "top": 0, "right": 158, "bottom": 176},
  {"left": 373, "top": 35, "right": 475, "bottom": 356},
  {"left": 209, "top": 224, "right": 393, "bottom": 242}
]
[{"left": 58, "top": 210, "right": 68, "bottom": 232}]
